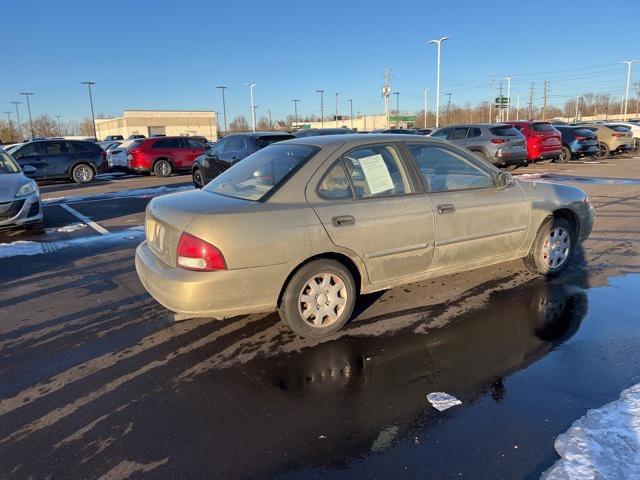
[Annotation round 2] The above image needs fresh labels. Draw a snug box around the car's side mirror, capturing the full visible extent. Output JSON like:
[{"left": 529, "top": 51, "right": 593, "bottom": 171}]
[
  {"left": 22, "top": 165, "right": 36, "bottom": 177},
  {"left": 497, "top": 171, "right": 515, "bottom": 188}
]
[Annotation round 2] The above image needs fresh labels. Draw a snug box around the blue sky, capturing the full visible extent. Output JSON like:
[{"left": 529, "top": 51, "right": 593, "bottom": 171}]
[{"left": 3, "top": 0, "right": 639, "bottom": 123}]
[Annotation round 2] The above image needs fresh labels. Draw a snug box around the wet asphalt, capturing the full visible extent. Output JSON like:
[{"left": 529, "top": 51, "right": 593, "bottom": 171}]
[{"left": 1, "top": 161, "right": 640, "bottom": 479}]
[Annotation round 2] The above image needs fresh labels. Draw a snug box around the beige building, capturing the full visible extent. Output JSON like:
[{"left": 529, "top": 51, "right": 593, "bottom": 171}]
[
  {"left": 275, "top": 114, "right": 392, "bottom": 132},
  {"left": 95, "top": 110, "right": 218, "bottom": 141}
]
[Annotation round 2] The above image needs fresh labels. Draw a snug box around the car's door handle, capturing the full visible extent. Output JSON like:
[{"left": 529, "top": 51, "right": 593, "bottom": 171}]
[
  {"left": 332, "top": 215, "right": 356, "bottom": 227},
  {"left": 437, "top": 204, "right": 456, "bottom": 214}
]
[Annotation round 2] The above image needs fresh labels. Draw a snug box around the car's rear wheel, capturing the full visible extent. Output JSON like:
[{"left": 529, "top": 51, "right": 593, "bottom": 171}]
[
  {"left": 71, "top": 164, "right": 95, "bottom": 184},
  {"left": 278, "top": 259, "right": 356, "bottom": 338},
  {"left": 558, "top": 146, "right": 571, "bottom": 163},
  {"left": 594, "top": 142, "right": 610, "bottom": 159},
  {"left": 153, "top": 159, "right": 172, "bottom": 177},
  {"left": 524, "top": 217, "right": 575, "bottom": 276},
  {"left": 192, "top": 168, "right": 204, "bottom": 188}
]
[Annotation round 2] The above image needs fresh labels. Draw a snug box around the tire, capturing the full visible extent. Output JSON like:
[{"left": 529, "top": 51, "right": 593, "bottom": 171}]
[
  {"left": 594, "top": 142, "right": 610, "bottom": 160},
  {"left": 192, "top": 168, "right": 204, "bottom": 189},
  {"left": 153, "top": 159, "right": 172, "bottom": 177},
  {"left": 558, "top": 146, "right": 571, "bottom": 164},
  {"left": 524, "top": 217, "right": 576, "bottom": 276},
  {"left": 278, "top": 259, "right": 357, "bottom": 338},
  {"left": 71, "top": 163, "right": 95, "bottom": 184}
]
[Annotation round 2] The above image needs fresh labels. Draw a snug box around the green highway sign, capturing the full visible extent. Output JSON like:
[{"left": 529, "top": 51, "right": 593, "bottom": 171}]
[{"left": 389, "top": 115, "right": 416, "bottom": 122}]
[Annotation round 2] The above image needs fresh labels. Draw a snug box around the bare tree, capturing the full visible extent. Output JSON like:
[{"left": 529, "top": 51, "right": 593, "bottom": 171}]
[
  {"left": 229, "top": 115, "right": 250, "bottom": 132},
  {"left": 256, "top": 116, "right": 271, "bottom": 130}
]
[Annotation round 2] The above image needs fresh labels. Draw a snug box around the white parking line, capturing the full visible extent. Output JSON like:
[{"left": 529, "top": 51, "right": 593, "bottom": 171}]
[{"left": 60, "top": 204, "right": 110, "bottom": 236}]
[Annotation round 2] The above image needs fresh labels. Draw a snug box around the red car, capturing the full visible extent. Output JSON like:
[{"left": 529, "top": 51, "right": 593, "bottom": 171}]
[
  {"left": 506, "top": 121, "right": 562, "bottom": 163},
  {"left": 127, "top": 136, "right": 207, "bottom": 177}
]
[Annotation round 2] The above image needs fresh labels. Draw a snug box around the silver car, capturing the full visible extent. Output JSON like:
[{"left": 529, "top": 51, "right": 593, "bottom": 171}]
[
  {"left": 136, "top": 134, "right": 594, "bottom": 339},
  {"left": 0, "top": 149, "right": 43, "bottom": 230},
  {"left": 107, "top": 139, "right": 143, "bottom": 172},
  {"left": 430, "top": 123, "right": 527, "bottom": 170}
]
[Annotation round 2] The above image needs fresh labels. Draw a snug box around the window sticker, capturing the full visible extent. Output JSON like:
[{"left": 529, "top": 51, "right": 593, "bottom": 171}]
[{"left": 358, "top": 154, "right": 394, "bottom": 195}]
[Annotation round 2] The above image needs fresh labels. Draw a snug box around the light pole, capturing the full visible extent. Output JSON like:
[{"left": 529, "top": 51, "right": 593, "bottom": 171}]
[
  {"left": 575, "top": 95, "right": 581, "bottom": 123},
  {"left": 393, "top": 92, "right": 400, "bottom": 126},
  {"left": 246, "top": 83, "right": 257, "bottom": 132},
  {"left": 335, "top": 92, "right": 339, "bottom": 127},
  {"left": 292, "top": 99, "right": 299, "bottom": 128},
  {"left": 10, "top": 101, "right": 22, "bottom": 140},
  {"left": 20, "top": 92, "right": 34, "bottom": 139},
  {"left": 81, "top": 82, "right": 97, "bottom": 139},
  {"left": 4, "top": 111, "right": 14, "bottom": 142},
  {"left": 423, "top": 88, "right": 429, "bottom": 127},
  {"left": 55, "top": 115, "right": 63, "bottom": 136},
  {"left": 446, "top": 93, "right": 452, "bottom": 124},
  {"left": 504, "top": 76, "right": 513, "bottom": 121},
  {"left": 428, "top": 36, "right": 450, "bottom": 128},
  {"left": 316, "top": 90, "right": 324, "bottom": 127},
  {"left": 622, "top": 60, "right": 638, "bottom": 120},
  {"left": 515, "top": 94, "right": 521, "bottom": 120},
  {"left": 216, "top": 86, "right": 228, "bottom": 134},
  {"left": 267, "top": 110, "right": 272, "bottom": 129},
  {"left": 348, "top": 99, "right": 353, "bottom": 129}
]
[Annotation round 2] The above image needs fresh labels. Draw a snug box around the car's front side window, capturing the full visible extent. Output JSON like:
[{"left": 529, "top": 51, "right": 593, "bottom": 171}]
[
  {"left": 14, "top": 143, "right": 41, "bottom": 159},
  {"left": 405, "top": 143, "right": 494, "bottom": 193}
]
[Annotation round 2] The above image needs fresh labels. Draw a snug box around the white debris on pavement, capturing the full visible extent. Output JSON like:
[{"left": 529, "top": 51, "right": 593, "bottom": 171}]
[
  {"left": 0, "top": 227, "right": 145, "bottom": 259},
  {"left": 50, "top": 223, "right": 88, "bottom": 233},
  {"left": 43, "top": 185, "right": 193, "bottom": 205},
  {"left": 542, "top": 382, "right": 640, "bottom": 480},
  {"left": 371, "top": 425, "right": 399, "bottom": 452},
  {"left": 427, "top": 392, "right": 462, "bottom": 412}
]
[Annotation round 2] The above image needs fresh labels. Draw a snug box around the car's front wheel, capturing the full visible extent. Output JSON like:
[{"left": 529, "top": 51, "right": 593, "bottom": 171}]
[
  {"left": 524, "top": 217, "right": 575, "bottom": 276},
  {"left": 192, "top": 168, "right": 204, "bottom": 188},
  {"left": 71, "top": 164, "right": 95, "bottom": 184},
  {"left": 594, "top": 142, "right": 610, "bottom": 159},
  {"left": 278, "top": 259, "right": 356, "bottom": 338},
  {"left": 153, "top": 159, "right": 172, "bottom": 177}
]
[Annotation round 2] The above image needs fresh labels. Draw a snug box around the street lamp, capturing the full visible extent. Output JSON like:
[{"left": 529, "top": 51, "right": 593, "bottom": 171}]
[
  {"left": 246, "top": 83, "right": 257, "bottom": 132},
  {"left": 427, "top": 36, "right": 450, "bottom": 128},
  {"left": 216, "top": 86, "right": 228, "bottom": 134},
  {"left": 423, "top": 88, "right": 429, "bottom": 127},
  {"left": 10, "top": 101, "right": 22, "bottom": 140},
  {"left": 292, "top": 99, "right": 299, "bottom": 128},
  {"left": 348, "top": 99, "right": 353, "bottom": 129},
  {"left": 335, "top": 92, "right": 339, "bottom": 127},
  {"left": 622, "top": 60, "right": 638, "bottom": 120},
  {"left": 81, "top": 82, "right": 97, "bottom": 140},
  {"left": 20, "top": 92, "right": 35, "bottom": 139},
  {"left": 316, "top": 90, "right": 324, "bottom": 127},
  {"left": 4, "top": 111, "right": 14, "bottom": 142},
  {"left": 393, "top": 92, "right": 400, "bottom": 126},
  {"left": 504, "top": 76, "right": 513, "bottom": 121},
  {"left": 446, "top": 93, "right": 452, "bottom": 124}
]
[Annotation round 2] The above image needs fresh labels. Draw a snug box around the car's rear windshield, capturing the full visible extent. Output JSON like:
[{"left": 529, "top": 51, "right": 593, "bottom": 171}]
[
  {"left": 204, "top": 144, "right": 318, "bottom": 201},
  {"left": 122, "top": 139, "right": 144, "bottom": 150},
  {"left": 532, "top": 123, "right": 556, "bottom": 132},
  {"left": 573, "top": 128, "right": 596, "bottom": 137},
  {"left": 257, "top": 136, "right": 294, "bottom": 148},
  {"left": 0, "top": 150, "right": 20, "bottom": 173},
  {"left": 489, "top": 126, "right": 520, "bottom": 136},
  {"left": 607, "top": 125, "right": 630, "bottom": 132}
]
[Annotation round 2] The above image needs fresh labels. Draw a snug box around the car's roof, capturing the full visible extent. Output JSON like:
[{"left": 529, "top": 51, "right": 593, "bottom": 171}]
[
  {"left": 434, "top": 123, "right": 513, "bottom": 128},
  {"left": 279, "top": 133, "right": 445, "bottom": 148}
]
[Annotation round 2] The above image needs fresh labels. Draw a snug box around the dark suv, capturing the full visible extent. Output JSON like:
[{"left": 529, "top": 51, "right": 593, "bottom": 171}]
[
  {"left": 192, "top": 132, "right": 295, "bottom": 188},
  {"left": 9, "top": 140, "right": 106, "bottom": 183},
  {"left": 553, "top": 126, "right": 599, "bottom": 162}
]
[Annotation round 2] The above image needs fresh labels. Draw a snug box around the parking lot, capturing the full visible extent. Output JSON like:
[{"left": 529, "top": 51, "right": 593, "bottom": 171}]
[{"left": 1, "top": 156, "right": 640, "bottom": 479}]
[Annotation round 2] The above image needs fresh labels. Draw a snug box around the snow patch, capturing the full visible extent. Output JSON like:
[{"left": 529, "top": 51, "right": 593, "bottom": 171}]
[
  {"left": 427, "top": 392, "right": 462, "bottom": 411},
  {"left": 542, "top": 382, "right": 640, "bottom": 480},
  {"left": 50, "top": 223, "right": 88, "bottom": 233},
  {"left": 0, "top": 226, "right": 145, "bottom": 259},
  {"left": 43, "top": 185, "right": 193, "bottom": 205}
]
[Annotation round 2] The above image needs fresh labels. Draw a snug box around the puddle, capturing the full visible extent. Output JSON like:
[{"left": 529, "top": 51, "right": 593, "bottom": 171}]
[{"left": 519, "top": 172, "right": 640, "bottom": 185}]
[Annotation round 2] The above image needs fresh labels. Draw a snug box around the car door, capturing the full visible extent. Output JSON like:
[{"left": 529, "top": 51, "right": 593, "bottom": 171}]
[
  {"left": 185, "top": 138, "right": 205, "bottom": 167},
  {"left": 404, "top": 141, "right": 530, "bottom": 272},
  {"left": 307, "top": 142, "right": 436, "bottom": 285},
  {"left": 203, "top": 139, "right": 228, "bottom": 181},
  {"left": 430, "top": 127, "right": 453, "bottom": 140},
  {"left": 12, "top": 142, "right": 47, "bottom": 179},
  {"left": 449, "top": 127, "right": 469, "bottom": 147},
  {"left": 221, "top": 136, "right": 248, "bottom": 164},
  {"left": 41, "top": 141, "right": 72, "bottom": 178}
]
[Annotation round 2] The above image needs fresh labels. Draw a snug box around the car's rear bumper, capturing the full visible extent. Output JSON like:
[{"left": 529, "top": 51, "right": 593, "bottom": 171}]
[
  {"left": 570, "top": 143, "right": 599, "bottom": 157},
  {"left": 135, "top": 241, "right": 289, "bottom": 319},
  {"left": 611, "top": 143, "right": 633, "bottom": 153},
  {"left": 0, "top": 193, "right": 43, "bottom": 230}
]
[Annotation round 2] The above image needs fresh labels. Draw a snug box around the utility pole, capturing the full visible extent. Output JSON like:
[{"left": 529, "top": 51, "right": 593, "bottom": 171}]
[
  {"left": 292, "top": 99, "right": 299, "bottom": 128},
  {"left": 605, "top": 96, "right": 610, "bottom": 120},
  {"left": 428, "top": 36, "right": 450, "bottom": 128},
  {"left": 216, "top": 86, "right": 228, "bottom": 134},
  {"left": 423, "top": 88, "right": 429, "bottom": 127},
  {"left": 515, "top": 94, "right": 521, "bottom": 120},
  {"left": 267, "top": 110, "right": 272, "bottom": 129},
  {"left": 316, "top": 90, "right": 324, "bottom": 127},
  {"left": 20, "top": 92, "right": 34, "bottom": 139},
  {"left": 55, "top": 115, "right": 63, "bottom": 136},
  {"left": 528, "top": 83, "right": 535, "bottom": 120},
  {"left": 247, "top": 83, "right": 257, "bottom": 132},
  {"left": 393, "top": 92, "right": 400, "bottom": 127},
  {"left": 498, "top": 81, "right": 503, "bottom": 122},
  {"left": 575, "top": 95, "right": 580, "bottom": 123},
  {"left": 81, "top": 81, "right": 97, "bottom": 140},
  {"left": 504, "top": 76, "right": 513, "bottom": 121},
  {"left": 10, "top": 101, "right": 22, "bottom": 140},
  {"left": 622, "top": 60, "right": 638, "bottom": 120},
  {"left": 335, "top": 92, "right": 339, "bottom": 127},
  {"left": 446, "top": 93, "right": 452, "bottom": 124},
  {"left": 488, "top": 74, "right": 493, "bottom": 122},
  {"left": 383, "top": 67, "right": 392, "bottom": 128},
  {"left": 4, "top": 112, "right": 14, "bottom": 142},
  {"left": 542, "top": 80, "right": 548, "bottom": 121},
  {"left": 348, "top": 99, "right": 353, "bottom": 129}
]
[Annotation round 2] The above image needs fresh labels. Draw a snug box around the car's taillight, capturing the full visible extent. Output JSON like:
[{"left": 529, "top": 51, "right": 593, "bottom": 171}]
[
  {"left": 612, "top": 133, "right": 625, "bottom": 137},
  {"left": 575, "top": 136, "right": 586, "bottom": 141},
  {"left": 177, "top": 232, "right": 226, "bottom": 271},
  {"left": 491, "top": 138, "right": 508, "bottom": 144}
]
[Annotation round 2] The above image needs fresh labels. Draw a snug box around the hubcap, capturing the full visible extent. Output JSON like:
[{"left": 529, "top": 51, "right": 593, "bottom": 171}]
[
  {"left": 194, "top": 171, "right": 202, "bottom": 187},
  {"left": 542, "top": 227, "right": 571, "bottom": 269},
  {"left": 298, "top": 273, "right": 348, "bottom": 328},
  {"left": 158, "top": 162, "right": 170, "bottom": 176},
  {"left": 75, "top": 166, "right": 92, "bottom": 182}
]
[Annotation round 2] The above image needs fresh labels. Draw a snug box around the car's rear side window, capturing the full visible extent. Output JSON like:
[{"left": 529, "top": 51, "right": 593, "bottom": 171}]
[
  {"left": 68, "top": 142, "right": 89, "bottom": 153},
  {"left": 451, "top": 128, "right": 468, "bottom": 140},
  {"left": 468, "top": 127, "right": 482, "bottom": 138},
  {"left": 490, "top": 126, "right": 520, "bottom": 136},
  {"left": 44, "top": 141, "right": 69, "bottom": 155},
  {"left": 318, "top": 161, "right": 352, "bottom": 199},
  {"left": 152, "top": 138, "right": 181, "bottom": 148}
]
